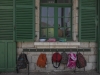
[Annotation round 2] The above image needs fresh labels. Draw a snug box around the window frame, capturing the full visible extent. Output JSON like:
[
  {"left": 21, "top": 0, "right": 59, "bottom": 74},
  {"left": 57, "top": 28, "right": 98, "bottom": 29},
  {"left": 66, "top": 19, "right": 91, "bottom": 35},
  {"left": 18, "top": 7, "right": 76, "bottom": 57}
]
[{"left": 40, "top": 0, "right": 73, "bottom": 41}]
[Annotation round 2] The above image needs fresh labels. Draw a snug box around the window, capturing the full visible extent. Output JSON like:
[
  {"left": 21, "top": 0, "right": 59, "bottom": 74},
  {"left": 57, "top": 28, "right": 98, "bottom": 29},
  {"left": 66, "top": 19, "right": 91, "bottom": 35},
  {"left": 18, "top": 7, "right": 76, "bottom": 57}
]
[{"left": 40, "top": 0, "right": 72, "bottom": 41}]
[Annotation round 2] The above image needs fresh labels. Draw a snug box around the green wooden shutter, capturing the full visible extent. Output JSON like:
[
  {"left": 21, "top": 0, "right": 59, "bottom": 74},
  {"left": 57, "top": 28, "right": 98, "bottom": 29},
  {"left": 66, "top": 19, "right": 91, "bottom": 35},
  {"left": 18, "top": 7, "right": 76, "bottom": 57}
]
[
  {"left": 16, "top": 0, "right": 35, "bottom": 41},
  {"left": 79, "top": 0, "right": 96, "bottom": 41},
  {"left": 0, "top": 42, "right": 16, "bottom": 72},
  {"left": 0, "top": 0, "right": 14, "bottom": 41},
  {"left": 97, "top": 0, "right": 100, "bottom": 73}
]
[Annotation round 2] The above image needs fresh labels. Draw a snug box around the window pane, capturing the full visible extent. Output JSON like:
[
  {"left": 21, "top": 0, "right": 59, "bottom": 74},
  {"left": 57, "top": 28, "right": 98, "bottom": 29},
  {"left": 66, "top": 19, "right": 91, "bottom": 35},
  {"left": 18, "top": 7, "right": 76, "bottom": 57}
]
[
  {"left": 58, "top": 18, "right": 64, "bottom": 27},
  {"left": 41, "top": 18, "right": 47, "bottom": 27},
  {"left": 65, "top": 8, "right": 71, "bottom": 17},
  {"left": 41, "top": 28, "right": 47, "bottom": 38},
  {"left": 48, "top": 28, "right": 54, "bottom": 37},
  {"left": 41, "top": 0, "right": 47, "bottom": 3},
  {"left": 41, "top": 7, "right": 47, "bottom": 17},
  {"left": 58, "top": 28, "right": 64, "bottom": 37},
  {"left": 58, "top": 8, "right": 61, "bottom": 17},
  {"left": 65, "top": 28, "right": 71, "bottom": 38},
  {"left": 65, "top": 18, "right": 71, "bottom": 27},
  {"left": 48, "top": 7, "right": 54, "bottom": 17},
  {"left": 58, "top": 8, "right": 64, "bottom": 17},
  {"left": 48, "top": 0, "right": 55, "bottom": 3},
  {"left": 48, "top": 18, "right": 54, "bottom": 27}
]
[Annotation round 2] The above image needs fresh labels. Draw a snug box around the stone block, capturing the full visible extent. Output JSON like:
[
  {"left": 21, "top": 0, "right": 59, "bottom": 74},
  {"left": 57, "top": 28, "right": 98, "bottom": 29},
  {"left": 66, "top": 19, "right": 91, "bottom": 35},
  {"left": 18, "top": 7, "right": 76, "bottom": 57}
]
[
  {"left": 84, "top": 48, "right": 94, "bottom": 55},
  {"left": 75, "top": 6, "right": 78, "bottom": 15},
  {"left": 36, "top": 16, "right": 39, "bottom": 24},
  {"left": 73, "top": 32, "right": 78, "bottom": 41},
  {"left": 34, "top": 42, "right": 49, "bottom": 45},
  {"left": 80, "top": 42, "right": 89, "bottom": 48},
  {"left": 65, "top": 67, "right": 75, "bottom": 71},
  {"left": 22, "top": 42, "right": 34, "bottom": 48},
  {"left": 37, "top": 46, "right": 50, "bottom": 49},
  {"left": 35, "top": 7, "right": 39, "bottom": 16},
  {"left": 35, "top": 24, "right": 39, "bottom": 32},
  {"left": 75, "top": 67, "right": 85, "bottom": 71},
  {"left": 46, "top": 55, "right": 52, "bottom": 64},
  {"left": 19, "top": 69, "right": 28, "bottom": 73},
  {"left": 27, "top": 52, "right": 38, "bottom": 56},
  {"left": 36, "top": 52, "right": 41, "bottom": 55},
  {"left": 35, "top": 0, "right": 40, "bottom": 6},
  {"left": 45, "top": 52, "right": 53, "bottom": 55},
  {"left": 73, "top": 0, "right": 76, "bottom": 9},
  {"left": 32, "top": 55, "right": 38, "bottom": 63},
  {"left": 35, "top": 64, "right": 46, "bottom": 72},
  {"left": 56, "top": 64, "right": 65, "bottom": 70},
  {"left": 92, "top": 63, "right": 96, "bottom": 70},
  {"left": 89, "top": 42, "right": 97, "bottom": 47},
  {"left": 49, "top": 42, "right": 57, "bottom": 45},
  {"left": 29, "top": 63, "right": 35, "bottom": 71},
  {"left": 55, "top": 46, "right": 69, "bottom": 49},
  {"left": 94, "top": 47, "right": 97, "bottom": 54},
  {"left": 89, "top": 55, "right": 96, "bottom": 63},
  {"left": 17, "top": 42, "right": 22, "bottom": 48},
  {"left": 84, "top": 55, "right": 89, "bottom": 62},
  {"left": 91, "top": 47, "right": 96, "bottom": 52},
  {"left": 85, "top": 63, "right": 93, "bottom": 71},
  {"left": 17, "top": 48, "right": 23, "bottom": 55},
  {"left": 27, "top": 54, "right": 32, "bottom": 63},
  {"left": 76, "top": 0, "right": 78, "bottom": 7},
  {"left": 35, "top": 5, "right": 40, "bottom": 17},
  {"left": 50, "top": 45, "right": 56, "bottom": 49},
  {"left": 73, "top": 24, "right": 78, "bottom": 33},
  {"left": 35, "top": 31, "right": 39, "bottom": 41},
  {"left": 75, "top": 16, "right": 78, "bottom": 24},
  {"left": 46, "top": 64, "right": 56, "bottom": 71},
  {"left": 73, "top": 16, "right": 76, "bottom": 24}
]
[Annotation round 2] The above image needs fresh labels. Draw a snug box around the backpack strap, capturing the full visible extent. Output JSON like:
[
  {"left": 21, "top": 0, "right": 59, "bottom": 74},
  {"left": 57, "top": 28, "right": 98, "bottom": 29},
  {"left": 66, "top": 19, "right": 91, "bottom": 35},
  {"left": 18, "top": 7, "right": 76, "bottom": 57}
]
[
  {"left": 52, "top": 51, "right": 61, "bottom": 68},
  {"left": 76, "top": 49, "right": 81, "bottom": 68},
  {"left": 52, "top": 59, "right": 61, "bottom": 68}
]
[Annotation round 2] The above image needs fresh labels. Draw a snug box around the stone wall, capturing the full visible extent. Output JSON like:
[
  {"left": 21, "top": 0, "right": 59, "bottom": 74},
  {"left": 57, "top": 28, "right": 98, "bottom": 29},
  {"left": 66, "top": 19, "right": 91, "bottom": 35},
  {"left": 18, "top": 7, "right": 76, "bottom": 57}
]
[{"left": 17, "top": 0, "right": 97, "bottom": 72}]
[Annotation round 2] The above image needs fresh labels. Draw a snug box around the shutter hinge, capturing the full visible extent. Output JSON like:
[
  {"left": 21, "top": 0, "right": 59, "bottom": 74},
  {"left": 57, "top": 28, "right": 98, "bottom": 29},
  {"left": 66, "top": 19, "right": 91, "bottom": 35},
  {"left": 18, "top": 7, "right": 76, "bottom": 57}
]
[
  {"left": 76, "top": 7, "right": 79, "bottom": 10},
  {"left": 35, "top": 6, "right": 37, "bottom": 9}
]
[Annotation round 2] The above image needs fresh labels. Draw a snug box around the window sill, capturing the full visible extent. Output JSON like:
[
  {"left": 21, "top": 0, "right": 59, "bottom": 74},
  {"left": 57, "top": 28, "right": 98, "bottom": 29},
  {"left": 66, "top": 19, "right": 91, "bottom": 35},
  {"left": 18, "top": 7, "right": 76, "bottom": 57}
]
[{"left": 34, "top": 42, "right": 80, "bottom": 46}]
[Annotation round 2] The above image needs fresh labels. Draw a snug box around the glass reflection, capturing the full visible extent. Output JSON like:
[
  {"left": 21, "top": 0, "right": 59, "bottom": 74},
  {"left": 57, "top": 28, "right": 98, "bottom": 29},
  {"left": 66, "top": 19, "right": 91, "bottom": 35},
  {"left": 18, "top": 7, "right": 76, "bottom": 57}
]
[
  {"left": 58, "top": 28, "right": 64, "bottom": 37},
  {"left": 41, "top": 7, "right": 47, "bottom": 17},
  {"left": 65, "top": 8, "right": 71, "bottom": 17},
  {"left": 41, "top": 18, "right": 47, "bottom": 27},
  {"left": 48, "top": 28, "right": 54, "bottom": 37},
  {"left": 58, "top": 8, "right": 64, "bottom": 17},
  {"left": 41, "top": 28, "right": 47, "bottom": 37},
  {"left": 48, "top": 18, "right": 54, "bottom": 27},
  {"left": 48, "top": 7, "right": 54, "bottom": 17},
  {"left": 65, "top": 28, "right": 71, "bottom": 37},
  {"left": 65, "top": 18, "right": 71, "bottom": 27},
  {"left": 58, "top": 18, "right": 64, "bottom": 27}
]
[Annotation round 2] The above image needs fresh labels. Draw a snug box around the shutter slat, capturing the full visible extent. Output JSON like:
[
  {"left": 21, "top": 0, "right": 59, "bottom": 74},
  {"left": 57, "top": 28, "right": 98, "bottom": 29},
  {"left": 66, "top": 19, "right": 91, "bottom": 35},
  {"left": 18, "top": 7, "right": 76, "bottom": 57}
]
[
  {"left": 79, "top": 0, "right": 96, "bottom": 41},
  {"left": 16, "top": 0, "right": 35, "bottom": 41}
]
